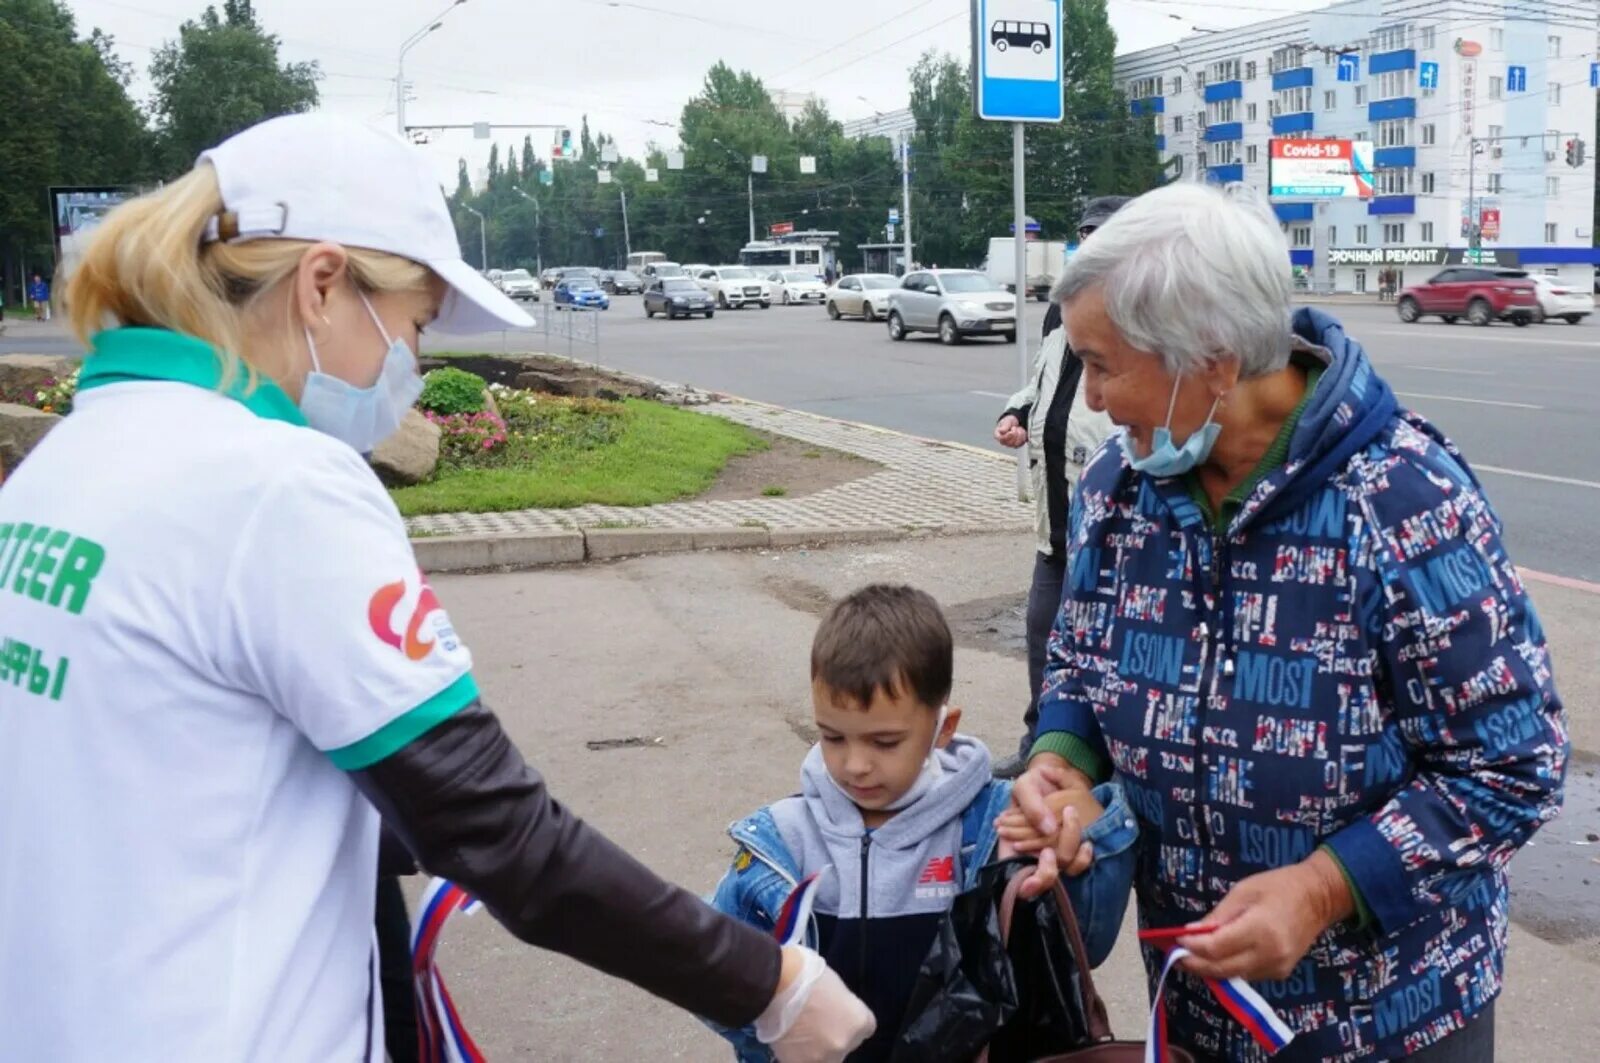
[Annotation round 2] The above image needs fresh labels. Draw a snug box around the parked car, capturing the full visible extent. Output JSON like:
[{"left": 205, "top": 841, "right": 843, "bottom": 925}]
[
  {"left": 540, "top": 267, "right": 564, "bottom": 289},
  {"left": 641, "top": 261, "right": 687, "bottom": 281},
  {"left": 764, "top": 269, "right": 828, "bottom": 306},
  {"left": 498, "top": 268, "right": 540, "bottom": 302},
  {"left": 826, "top": 273, "right": 900, "bottom": 321},
  {"left": 681, "top": 263, "right": 711, "bottom": 280},
  {"left": 603, "top": 270, "right": 644, "bottom": 295},
  {"left": 643, "top": 277, "right": 715, "bottom": 319},
  {"left": 695, "top": 266, "right": 770, "bottom": 309},
  {"left": 552, "top": 276, "right": 611, "bottom": 310},
  {"left": 1530, "top": 275, "right": 1593, "bottom": 324},
  {"left": 1396, "top": 267, "right": 1538, "bottom": 326},
  {"left": 886, "top": 269, "right": 1017, "bottom": 344}
]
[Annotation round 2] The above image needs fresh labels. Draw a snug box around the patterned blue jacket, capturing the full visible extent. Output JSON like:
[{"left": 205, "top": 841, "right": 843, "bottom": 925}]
[{"left": 1036, "top": 307, "right": 1567, "bottom": 1062}]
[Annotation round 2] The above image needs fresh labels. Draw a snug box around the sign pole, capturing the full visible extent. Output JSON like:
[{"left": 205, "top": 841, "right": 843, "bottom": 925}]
[
  {"left": 1013, "top": 121, "right": 1030, "bottom": 502},
  {"left": 901, "top": 135, "right": 913, "bottom": 272}
]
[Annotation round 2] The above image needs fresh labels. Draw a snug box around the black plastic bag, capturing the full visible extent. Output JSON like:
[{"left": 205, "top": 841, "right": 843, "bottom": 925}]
[{"left": 892, "top": 859, "right": 1099, "bottom": 1063}]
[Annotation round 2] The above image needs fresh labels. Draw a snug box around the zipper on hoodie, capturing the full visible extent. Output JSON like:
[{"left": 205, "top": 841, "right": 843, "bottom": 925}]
[{"left": 858, "top": 835, "right": 871, "bottom": 986}]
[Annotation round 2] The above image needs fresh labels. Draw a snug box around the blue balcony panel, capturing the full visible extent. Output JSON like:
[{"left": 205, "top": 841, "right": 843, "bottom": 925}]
[
  {"left": 1369, "top": 49, "right": 1417, "bottom": 75},
  {"left": 1368, "top": 195, "right": 1416, "bottom": 215},
  {"left": 1368, "top": 97, "right": 1417, "bottom": 121},
  {"left": 1204, "top": 80, "right": 1243, "bottom": 103},
  {"left": 1272, "top": 67, "right": 1315, "bottom": 91},
  {"left": 1289, "top": 249, "right": 1314, "bottom": 267},
  {"left": 1155, "top": 135, "right": 1166, "bottom": 151},
  {"left": 1207, "top": 163, "right": 1245, "bottom": 184},
  {"left": 1203, "top": 122, "right": 1243, "bottom": 143},
  {"left": 1374, "top": 146, "right": 1416, "bottom": 169},
  {"left": 1274, "top": 202, "right": 1315, "bottom": 222},
  {"left": 1272, "top": 112, "right": 1315, "bottom": 135},
  {"left": 1130, "top": 96, "right": 1166, "bottom": 115}
]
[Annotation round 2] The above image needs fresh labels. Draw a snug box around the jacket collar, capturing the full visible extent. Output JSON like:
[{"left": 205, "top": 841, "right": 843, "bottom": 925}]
[{"left": 78, "top": 327, "right": 307, "bottom": 426}]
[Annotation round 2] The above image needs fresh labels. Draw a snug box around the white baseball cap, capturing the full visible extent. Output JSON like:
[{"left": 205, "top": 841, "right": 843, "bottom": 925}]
[{"left": 198, "top": 112, "right": 533, "bottom": 334}]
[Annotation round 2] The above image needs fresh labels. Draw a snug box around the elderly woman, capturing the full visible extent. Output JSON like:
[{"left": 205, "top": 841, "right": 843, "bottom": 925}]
[{"left": 1006, "top": 183, "right": 1566, "bottom": 1062}]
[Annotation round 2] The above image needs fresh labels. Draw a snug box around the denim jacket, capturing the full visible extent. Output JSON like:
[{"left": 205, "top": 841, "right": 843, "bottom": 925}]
[{"left": 707, "top": 779, "right": 1138, "bottom": 1062}]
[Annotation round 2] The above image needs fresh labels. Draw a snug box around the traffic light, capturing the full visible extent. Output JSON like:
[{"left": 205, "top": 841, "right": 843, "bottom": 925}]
[
  {"left": 1566, "top": 138, "right": 1586, "bottom": 168},
  {"left": 552, "top": 128, "right": 574, "bottom": 160}
]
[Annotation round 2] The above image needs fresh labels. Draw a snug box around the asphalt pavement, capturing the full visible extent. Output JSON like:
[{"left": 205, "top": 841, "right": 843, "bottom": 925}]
[{"left": 423, "top": 295, "right": 1600, "bottom": 583}]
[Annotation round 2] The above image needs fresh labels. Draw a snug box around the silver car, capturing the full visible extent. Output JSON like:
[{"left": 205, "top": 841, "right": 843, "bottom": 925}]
[{"left": 886, "top": 269, "right": 1017, "bottom": 344}]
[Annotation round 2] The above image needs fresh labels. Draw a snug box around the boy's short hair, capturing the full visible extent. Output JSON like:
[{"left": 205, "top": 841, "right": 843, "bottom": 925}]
[{"left": 811, "top": 584, "right": 952, "bottom": 710}]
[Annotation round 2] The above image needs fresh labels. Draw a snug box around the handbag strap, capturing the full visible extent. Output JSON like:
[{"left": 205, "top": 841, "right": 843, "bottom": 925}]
[{"left": 996, "top": 866, "right": 1115, "bottom": 1044}]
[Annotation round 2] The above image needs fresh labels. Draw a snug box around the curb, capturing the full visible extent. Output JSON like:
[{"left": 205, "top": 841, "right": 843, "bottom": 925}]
[{"left": 411, "top": 524, "right": 1018, "bottom": 574}]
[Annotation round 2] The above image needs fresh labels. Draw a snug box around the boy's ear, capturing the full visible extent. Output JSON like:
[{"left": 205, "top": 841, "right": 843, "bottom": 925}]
[{"left": 936, "top": 705, "right": 961, "bottom": 748}]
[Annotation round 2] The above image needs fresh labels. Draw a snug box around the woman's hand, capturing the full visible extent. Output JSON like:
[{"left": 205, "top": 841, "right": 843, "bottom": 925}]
[
  {"left": 994, "top": 415, "right": 1028, "bottom": 449},
  {"left": 996, "top": 790, "right": 1097, "bottom": 875},
  {"left": 1004, "top": 754, "right": 1097, "bottom": 898},
  {"left": 1176, "top": 850, "right": 1354, "bottom": 981}
]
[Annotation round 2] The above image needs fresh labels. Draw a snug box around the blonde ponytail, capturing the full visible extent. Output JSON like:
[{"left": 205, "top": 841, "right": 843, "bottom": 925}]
[{"left": 67, "top": 164, "right": 431, "bottom": 388}]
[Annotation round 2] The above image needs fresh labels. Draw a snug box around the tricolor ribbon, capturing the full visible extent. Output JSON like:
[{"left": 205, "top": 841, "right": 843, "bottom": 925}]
[
  {"left": 771, "top": 872, "right": 822, "bottom": 947},
  {"left": 410, "top": 877, "right": 487, "bottom": 1063},
  {"left": 1145, "top": 947, "right": 1295, "bottom": 1062}
]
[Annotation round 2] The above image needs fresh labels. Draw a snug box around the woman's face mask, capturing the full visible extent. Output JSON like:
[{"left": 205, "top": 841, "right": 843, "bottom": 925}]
[{"left": 299, "top": 291, "right": 424, "bottom": 453}]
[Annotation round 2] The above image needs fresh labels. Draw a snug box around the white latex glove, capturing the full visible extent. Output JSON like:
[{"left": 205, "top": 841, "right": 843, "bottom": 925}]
[{"left": 756, "top": 946, "right": 876, "bottom": 1063}]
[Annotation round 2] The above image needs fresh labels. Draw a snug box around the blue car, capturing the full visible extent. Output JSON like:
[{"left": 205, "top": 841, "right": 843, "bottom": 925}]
[{"left": 552, "top": 278, "right": 610, "bottom": 310}]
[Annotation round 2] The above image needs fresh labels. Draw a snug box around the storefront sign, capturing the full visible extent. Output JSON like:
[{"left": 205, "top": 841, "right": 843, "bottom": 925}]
[
  {"left": 1328, "top": 247, "right": 1447, "bottom": 266},
  {"left": 1448, "top": 248, "right": 1520, "bottom": 266}
]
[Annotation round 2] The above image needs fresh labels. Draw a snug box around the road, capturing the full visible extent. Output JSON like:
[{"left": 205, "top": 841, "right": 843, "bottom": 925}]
[
  {"left": 426, "top": 296, "right": 1600, "bottom": 583},
  {"left": 7, "top": 296, "right": 1596, "bottom": 580}
]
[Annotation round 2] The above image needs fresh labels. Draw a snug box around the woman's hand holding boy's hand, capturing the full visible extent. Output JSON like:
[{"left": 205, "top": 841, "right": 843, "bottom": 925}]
[{"left": 996, "top": 785, "right": 1102, "bottom": 878}]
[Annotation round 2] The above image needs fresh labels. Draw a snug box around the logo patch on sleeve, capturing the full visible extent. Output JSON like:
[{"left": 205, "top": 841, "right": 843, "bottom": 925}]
[{"left": 368, "top": 571, "right": 459, "bottom": 660}]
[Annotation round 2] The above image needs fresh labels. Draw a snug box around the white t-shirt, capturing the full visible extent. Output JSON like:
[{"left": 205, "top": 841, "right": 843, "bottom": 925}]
[{"left": 0, "top": 328, "right": 476, "bottom": 1061}]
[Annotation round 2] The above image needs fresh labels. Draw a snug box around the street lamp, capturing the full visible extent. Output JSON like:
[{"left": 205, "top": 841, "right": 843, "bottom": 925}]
[
  {"left": 513, "top": 188, "right": 542, "bottom": 276},
  {"left": 464, "top": 205, "right": 487, "bottom": 271},
  {"left": 710, "top": 138, "right": 757, "bottom": 244},
  {"left": 396, "top": 0, "right": 468, "bottom": 137}
]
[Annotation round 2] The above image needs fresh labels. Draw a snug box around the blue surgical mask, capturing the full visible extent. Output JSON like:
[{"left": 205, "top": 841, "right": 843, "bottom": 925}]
[
  {"left": 299, "top": 292, "right": 423, "bottom": 452},
  {"left": 1122, "top": 376, "right": 1223, "bottom": 478}
]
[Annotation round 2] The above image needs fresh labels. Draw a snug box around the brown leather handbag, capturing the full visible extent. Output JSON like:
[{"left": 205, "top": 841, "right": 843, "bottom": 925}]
[{"left": 977, "top": 868, "right": 1194, "bottom": 1063}]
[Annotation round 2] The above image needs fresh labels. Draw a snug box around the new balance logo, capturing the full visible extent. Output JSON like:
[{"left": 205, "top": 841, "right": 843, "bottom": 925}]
[{"left": 918, "top": 857, "right": 956, "bottom": 885}]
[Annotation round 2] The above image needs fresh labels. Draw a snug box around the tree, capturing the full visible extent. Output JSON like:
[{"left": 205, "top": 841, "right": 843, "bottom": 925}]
[
  {"left": 0, "top": 0, "right": 150, "bottom": 299},
  {"left": 148, "top": 0, "right": 319, "bottom": 175}
]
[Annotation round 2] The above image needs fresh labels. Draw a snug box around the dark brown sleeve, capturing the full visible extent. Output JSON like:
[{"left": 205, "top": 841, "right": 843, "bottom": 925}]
[{"left": 348, "top": 700, "right": 782, "bottom": 1028}]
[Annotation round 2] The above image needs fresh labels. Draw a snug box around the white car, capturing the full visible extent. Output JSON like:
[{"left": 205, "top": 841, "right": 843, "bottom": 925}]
[
  {"left": 682, "top": 264, "right": 711, "bottom": 282},
  {"left": 886, "top": 269, "right": 1017, "bottom": 344},
  {"left": 764, "top": 269, "right": 828, "bottom": 306},
  {"left": 826, "top": 273, "right": 900, "bottom": 321},
  {"left": 1531, "top": 275, "right": 1593, "bottom": 324},
  {"left": 695, "top": 266, "right": 770, "bottom": 309},
  {"left": 498, "top": 268, "right": 540, "bottom": 302}
]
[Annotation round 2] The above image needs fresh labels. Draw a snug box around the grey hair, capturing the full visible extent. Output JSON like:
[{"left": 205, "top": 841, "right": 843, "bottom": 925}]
[{"left": 1051, "top": 183, "right": 1293, "bottom": 379}]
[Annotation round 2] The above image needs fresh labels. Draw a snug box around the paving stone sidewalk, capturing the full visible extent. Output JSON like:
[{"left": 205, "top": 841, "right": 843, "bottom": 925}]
[{"left": 405, "top": 399, "right": 1034, "bottom": 538}]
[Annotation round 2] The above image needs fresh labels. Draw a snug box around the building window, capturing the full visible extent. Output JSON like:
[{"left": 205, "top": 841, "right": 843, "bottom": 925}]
[
  {"left": 1269, "top": 45, "right": 1304, "bottom": 74},
  {"left": 1374, "top": 24, "right": 1409, "bottom": 51},
  {"left": 1246, "top": 144, "right": 1258, "bottom": 163},
  {"left": 1421, "top": 123, "right": 1436, "bottom": 145},
  {"left": 1196, "top": 71, "right": 1207, "bottom": 89},
  {"left": 1246, "top": 60, "right": 1257, "bottom": 81},
  {"left": 1208, "top": 98, "right": 1238, "bottom": 124},
  {"left": 1376, "top": 70, "right": 1413, "bottom": 100},
  {"left": 1383, "top": 223, "right": 1406, "bottom": 243},
  {"left": 1545, "top": 223, "right": 1559, "bottom": 243},
  {"left": 1549, "top": 82, "right": 1561, "bottom": 104},
  {"left": 1208, "top": 141, "right": 1239, "bottom": 167},
  {"left": 1491, "top": 28, "right": 1503, "bottom": 51},
  {"left": 1376, "top": 119, "right": 1411, "bottom": 147},
  {"left": 1247, "top": 102, "right": 1258, "bottom": 121},
  {"left": 1276, "top": 86, "right": 1312, "bottom": 115},
  {"left": 1173, "top": 75, "right": 1182, "bottom": 94},
  {"left": 1356, "top": 224, "right": 1369, "bottom": 244},
  {"left": 1355, "top": 85, "right": 1367, "bottom": 105},
  {"left": 1421, "top": 172, "right": 1435, "bottom": 193},
  {"left": 1354, "top": 268, "right": 1368, "bottom": 293},
  {"left": 1174, "top": 115, "right": 1184, "bottom": 132},
  {"left": 1547, "top": 176, "right": 1559, "bottom": 196},
  {"left": 1421, "top": 26, "right": 1436, "bottom": 49},
  {"left": 1487, "top": 123, "right": 1503, "bottom": 140},
  {"left": 1421, "top": 222, "right": 1434, "bottom": 242},
  {"left": 1130, "top": 76, "right": 1162, "bottom": 100},
  {"left": 1290, "top": 226, "right": 1312, "bottom": 247},
  {"left": 1328, "top": 225, "right": 1337, "bottom": 245},
  {"left": 1487, "top": 173, "right": 1502, "bottom": 194},
  {"left": 1209, "top": 58, "right": 1241, "bottom": 83},
  {"left": 1322, "top": 90, "right": 1335, "bottom": 111},
  {"left": 1197, "top": 150, "right": 1207, "bottom": 172},
  {"left": 1488, "top": 76, "right": 1503, "bottom": 99},
  {"left": 1377, "top": 167, "right": 1412, "bottom": 195},
  {"left": 1548, "top": 35, "right": 1561, "bottom": 58},
  {"left": 1198, "top": 110, "right": 1207, "bottom": 130}
]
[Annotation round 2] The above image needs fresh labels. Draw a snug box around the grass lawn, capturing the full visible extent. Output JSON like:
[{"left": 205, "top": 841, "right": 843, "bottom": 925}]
[{"left": 390, "top": 398, "right": 765, "bottom": 516}]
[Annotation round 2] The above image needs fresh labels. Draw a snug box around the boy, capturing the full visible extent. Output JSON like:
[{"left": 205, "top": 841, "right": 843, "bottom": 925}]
[{"left": 710, "top": 585, "right": 1136, "bottom": 1062}]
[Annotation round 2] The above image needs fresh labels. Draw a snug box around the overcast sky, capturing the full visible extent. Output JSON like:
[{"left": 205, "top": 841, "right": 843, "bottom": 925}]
[{"left": 67, "top": 0, "right": 1329, "bottom": 187}]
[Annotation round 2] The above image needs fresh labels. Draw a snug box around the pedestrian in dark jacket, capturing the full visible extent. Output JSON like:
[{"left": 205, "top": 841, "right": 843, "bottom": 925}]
[
  {"left": 1014, "top": 182, "right": 1565, "bottom": 1061},
  {"left": 992, "top": 195, "right": 1131, "bottom": 776}
]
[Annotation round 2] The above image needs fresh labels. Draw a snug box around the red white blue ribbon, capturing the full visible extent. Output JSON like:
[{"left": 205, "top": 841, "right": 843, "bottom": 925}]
[
  {"left": 771, "top": 872, "right": 822, "bottom": 947},
  {"left": 1146, "top": 947, "right": 1295, "bottom": 1062},
  {"left": 410, "top": 877, "right": 487, "bottom": 1063}
]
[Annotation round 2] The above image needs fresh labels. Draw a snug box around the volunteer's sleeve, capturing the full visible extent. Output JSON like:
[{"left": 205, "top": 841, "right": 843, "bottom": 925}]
[{"left": 223, "top": 451, "right": 781, "bottom": 1027}]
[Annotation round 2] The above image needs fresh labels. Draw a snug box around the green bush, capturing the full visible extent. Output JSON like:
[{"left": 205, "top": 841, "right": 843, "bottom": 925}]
[{"left": 418, "top": 367, "right": 487, "bottom": 415}]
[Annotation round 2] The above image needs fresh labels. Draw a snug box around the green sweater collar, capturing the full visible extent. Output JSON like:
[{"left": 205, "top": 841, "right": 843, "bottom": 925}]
[{"left": 79, "top": 327, "right": 307, "bottom": 426}]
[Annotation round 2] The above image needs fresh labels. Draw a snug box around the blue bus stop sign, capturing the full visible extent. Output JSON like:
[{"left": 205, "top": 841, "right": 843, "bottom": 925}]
[{"left": 972, "top": 0, "right": 1063, "bottom": 123}]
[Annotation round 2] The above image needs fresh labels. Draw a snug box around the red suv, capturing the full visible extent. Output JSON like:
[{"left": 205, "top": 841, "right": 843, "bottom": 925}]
[{"left": 1396, "top": 267, "right": 1538, "bottom": 327}]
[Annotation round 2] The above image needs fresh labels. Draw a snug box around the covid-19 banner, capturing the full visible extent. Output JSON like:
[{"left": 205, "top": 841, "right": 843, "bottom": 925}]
[{"left": 1268, "top": 139, "right": 1375, "bottom": 199}]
